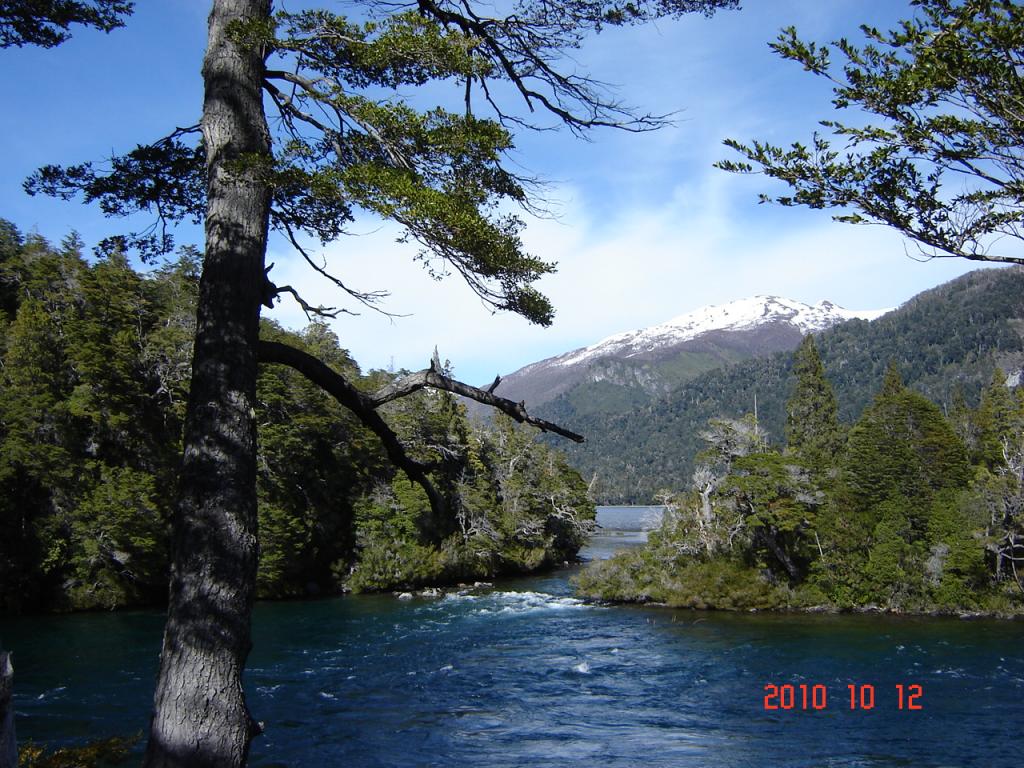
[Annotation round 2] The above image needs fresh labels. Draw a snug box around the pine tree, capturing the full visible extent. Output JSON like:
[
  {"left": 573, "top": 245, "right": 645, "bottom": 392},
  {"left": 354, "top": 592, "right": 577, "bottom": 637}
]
[
  {"left": 823, "top": 366, "right": 973, "bottom": 606},
  {"left": 785, "top": 334, "right": 842, "bottom": 473}
]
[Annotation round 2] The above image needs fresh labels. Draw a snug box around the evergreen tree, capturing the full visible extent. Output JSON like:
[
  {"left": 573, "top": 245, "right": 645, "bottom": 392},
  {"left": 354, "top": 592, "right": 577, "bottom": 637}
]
[
  {"left": 0, "top": 219, "right": 21, "bottom": 322},
  {"left": 67, "top": 465, "right": 168, "bottom": 609},
  {"left": 948, "top": 384, "right": 980, "bottom": 462},
  {"left": 720, "top": 451, "right": 819, "bottom": 582},
  {"left": 822, "top": 365, "right": 973, "bottom": 606},
  {"left": 975, "top": 369, "right": 1024, "bottom": 470},
  {"left": 0, "top": 297, "right": 76, "bottom": 610},
  {"left": 785, "top": 334, "right": 842, "bottom": 473},
  {"left": 254, "top": 321, "right": 379, "bottom": 597}
]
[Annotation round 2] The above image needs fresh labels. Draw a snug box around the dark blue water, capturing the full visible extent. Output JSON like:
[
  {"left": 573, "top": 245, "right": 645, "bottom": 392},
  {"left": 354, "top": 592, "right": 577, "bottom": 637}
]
[{"left": 4, "top": 507, "right": 1024, "bottom": 767}]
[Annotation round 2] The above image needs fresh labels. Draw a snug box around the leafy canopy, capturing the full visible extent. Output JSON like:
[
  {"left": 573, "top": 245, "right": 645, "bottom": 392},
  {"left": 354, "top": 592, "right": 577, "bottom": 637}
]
[
  {"left": 718, "top": 0, "right": 1024, "bottom": 265},
  {"left": 0, "top": 0, "right": 133, "bottom": 48},
  {"left": 26, "top": 0, "right": 736, "bottom": 325}
]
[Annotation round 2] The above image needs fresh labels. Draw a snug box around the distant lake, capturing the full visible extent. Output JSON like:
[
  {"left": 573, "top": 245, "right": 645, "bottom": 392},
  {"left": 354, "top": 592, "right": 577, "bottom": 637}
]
[{"left": 4, "top": 506, "right": 1024, "bottom": 767}]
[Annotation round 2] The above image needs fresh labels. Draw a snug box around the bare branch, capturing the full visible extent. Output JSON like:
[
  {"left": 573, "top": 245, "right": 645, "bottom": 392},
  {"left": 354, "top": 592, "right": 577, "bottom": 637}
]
[
  {"left": 413, "top": 0, "right": 674, "bottom": 135},
  {"left": 152, "top": 123, "right": 202, "bottom": 147},
  {"left": 258, "top": 339, "right": 448, "bottom": 517},
  {"left": 274, "top": 284, "right": 352, "bottom": 319},
  {"left": 274, "top": 218, "right": 407, "bottom": 317},
  {"left": 370, "top": 358, "right": 584, "bottom": 442}
]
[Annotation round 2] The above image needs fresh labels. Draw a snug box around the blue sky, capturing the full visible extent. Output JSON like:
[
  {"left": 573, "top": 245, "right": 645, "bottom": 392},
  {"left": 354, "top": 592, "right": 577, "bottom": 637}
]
[{"left": 0, "top": 0, "right": 1009, "bottom": 384}]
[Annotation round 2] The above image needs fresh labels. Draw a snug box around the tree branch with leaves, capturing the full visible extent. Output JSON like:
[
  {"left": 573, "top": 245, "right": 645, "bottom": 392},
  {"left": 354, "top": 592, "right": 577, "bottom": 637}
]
[{"left": 718, "top": 0, "right": 1024, "bottom": 265}]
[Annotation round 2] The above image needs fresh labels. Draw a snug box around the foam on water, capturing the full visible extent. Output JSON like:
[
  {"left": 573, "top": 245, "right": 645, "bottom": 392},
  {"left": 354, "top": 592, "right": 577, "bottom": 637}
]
[{"left": 439, "top": 590, "right": 592, "bottom": 617}]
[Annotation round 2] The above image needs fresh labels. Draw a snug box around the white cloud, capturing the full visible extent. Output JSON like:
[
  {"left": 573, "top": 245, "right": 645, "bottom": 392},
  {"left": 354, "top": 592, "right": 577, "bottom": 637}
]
[{"left": 265, "top": 146, "right": 990, "bottom": 386}]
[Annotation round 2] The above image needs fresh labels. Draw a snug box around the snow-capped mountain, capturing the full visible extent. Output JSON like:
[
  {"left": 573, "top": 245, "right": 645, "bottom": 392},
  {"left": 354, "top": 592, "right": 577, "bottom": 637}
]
[
  {"left": 551, "top": 296, "right": 889, "bottom": 370},
  {"left": 484, "top": 295, "right": 891, "bottom": 416}
]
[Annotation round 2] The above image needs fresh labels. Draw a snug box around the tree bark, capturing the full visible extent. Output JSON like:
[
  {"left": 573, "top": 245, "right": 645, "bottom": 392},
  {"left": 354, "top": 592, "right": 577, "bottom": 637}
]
[
  {"left": 0, "top": 653, "right": 14, "bottom": 768},
  {"left": 143, "top": 1, "right": 272, "bottom": 766}
]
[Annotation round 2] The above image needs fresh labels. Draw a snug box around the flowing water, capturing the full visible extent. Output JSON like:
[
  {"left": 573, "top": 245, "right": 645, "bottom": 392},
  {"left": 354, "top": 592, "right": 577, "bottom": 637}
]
[{"left": 4, "top": 506, "right": 1024, "bottom": 767}]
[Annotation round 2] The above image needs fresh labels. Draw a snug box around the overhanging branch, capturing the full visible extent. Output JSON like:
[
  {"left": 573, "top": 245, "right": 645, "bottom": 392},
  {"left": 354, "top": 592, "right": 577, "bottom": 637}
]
[
  {"left": 258, "top": 340, "right": 448, "bottom": 517},
  {"left": 257, "top": 339, "right": 585, "bottom": 528},
  {"left": 369, "top": 361, "right": 584, "bottom": 442}
]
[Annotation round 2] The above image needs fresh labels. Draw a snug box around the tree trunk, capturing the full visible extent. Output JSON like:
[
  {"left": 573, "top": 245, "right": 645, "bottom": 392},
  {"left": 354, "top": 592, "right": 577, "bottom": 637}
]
[
  {"left": 0, "top": 653, "right": 15, "bottom": 768},
  {"left": 144, "top": 1, "right": 272, "bottom": 766}
]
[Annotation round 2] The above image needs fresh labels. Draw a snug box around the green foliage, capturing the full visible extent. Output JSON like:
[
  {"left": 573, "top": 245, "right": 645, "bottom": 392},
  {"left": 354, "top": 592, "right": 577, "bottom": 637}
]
[
  {"left": 345, "top": 414, "right": 595, "bottom": 592},
  {"left": 67, "top": 466, "right": 167, "bottom": 610},
  {"left": 974, "top": 368, "right": 1024, "bottom": 468},
  {"left": 578, "top": 348, "right": 1024, "bottom": 614},
  {"left": 786, "top": 334, "right": 842, "bottom": 473},
  {"left": 547, "top": 267, "right": 1024, "bottom": 503},
  {"left": 722, "top": 452, "right": 819, "bottom": 581},
  {"left": 254, "top": 321, "right": 380, "bottom": 597},
  {"left": 0, "top": 221, "right": 593, "bottom": 609},
  {"left": 0, "top": 0, "right": 133, "bottom": 49},
  {"left": 345, "top": 478, "right": 445, "bottom": 591},
  {"left": 574, "top": 551, "right": 796, "bottom": 610},
  {"left": 836, "top": 367, "right": 970, "bottom": 520},
  {"left": 811, "top": 367, "right": 974, "bottom": 608},
  {"left": 719, "top": 0, "right": 1024, "bottom": 265}
]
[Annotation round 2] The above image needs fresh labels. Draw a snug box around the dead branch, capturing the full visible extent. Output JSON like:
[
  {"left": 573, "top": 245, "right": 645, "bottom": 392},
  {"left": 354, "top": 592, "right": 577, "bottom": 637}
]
[
  {"left": 369, "top": 358, "right": 583, "bottom": 442},
  {"left": 258, "top": 339, "right": 585, "bottom": 530},
  {"left": 258, "top": 340, "right": 447, "bottom": 517},
  {"left": 272, "top": 284, "right": 351, "bottom": 319}
]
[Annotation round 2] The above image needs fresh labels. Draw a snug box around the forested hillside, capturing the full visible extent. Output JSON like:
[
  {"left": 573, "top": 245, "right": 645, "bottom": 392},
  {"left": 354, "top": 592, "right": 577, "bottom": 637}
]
[
  {"left": 0, "top": 221, "right": 593, "bottom": 613},
  {"left": 577, "top": 337, "right": 1024, "bottom": 615},
  {"left": 546, "top": 267, "right": 1024, "bottom": 502}
]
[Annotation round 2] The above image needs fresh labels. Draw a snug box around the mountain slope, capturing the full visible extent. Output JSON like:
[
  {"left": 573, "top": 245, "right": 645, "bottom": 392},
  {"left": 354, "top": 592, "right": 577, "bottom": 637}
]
[
  {"left": 542, "top": 267, "right": 1024, "bottom": 503},
  {"left": 487, "top": 296, "right": 887, "bottom": 418}
]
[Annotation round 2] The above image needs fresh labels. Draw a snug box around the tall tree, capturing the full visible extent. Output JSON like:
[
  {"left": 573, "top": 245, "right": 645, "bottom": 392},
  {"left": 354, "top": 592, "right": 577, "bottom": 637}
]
[
  {"left": 785, "top": 334, "right": 842, "bottom": 473},
  {"left": 718, "top": 0, "right": 1024, "bottom": 266},
  {"left": 976, "top": 368, "right": 1024, "bottom": 469},
  {"left": 27, "top": 1, "right": 738, "bottom": 765},
  {"left": 822, "top": 364, "right": 973, "bottom": 605},
  {"left": 720, "top": 451, "right": 819, "bottom": 581}
]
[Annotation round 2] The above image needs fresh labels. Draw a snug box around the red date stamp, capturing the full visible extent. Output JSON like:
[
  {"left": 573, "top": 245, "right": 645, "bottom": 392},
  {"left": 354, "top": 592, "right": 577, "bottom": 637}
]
[{"left": 763, "top": 683, "right": 923, "bottom": 711}]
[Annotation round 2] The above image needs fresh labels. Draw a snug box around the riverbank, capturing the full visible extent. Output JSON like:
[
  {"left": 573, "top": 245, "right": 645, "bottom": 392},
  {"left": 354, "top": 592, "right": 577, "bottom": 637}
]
[{"left": 573, "top": 548, "right": 1024, "bottom": 620}]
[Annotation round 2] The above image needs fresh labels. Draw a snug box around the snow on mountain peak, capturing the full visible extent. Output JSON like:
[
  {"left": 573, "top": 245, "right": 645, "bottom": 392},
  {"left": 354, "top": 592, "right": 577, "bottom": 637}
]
[{"left": 554, "top": 295, "right": 890, "bottom": 368}]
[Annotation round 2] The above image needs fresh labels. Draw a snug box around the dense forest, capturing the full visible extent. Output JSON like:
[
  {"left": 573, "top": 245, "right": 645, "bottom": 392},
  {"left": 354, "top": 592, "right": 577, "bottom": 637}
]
[
  {"left": 576, "top": 335, "right": 1024, "bottom": 614},
  {"left": 547, "top": 268, "right": 1024, "bottom": 503},
  {"left": 0, "top": 220, "right": 594, "bottom": 613}
]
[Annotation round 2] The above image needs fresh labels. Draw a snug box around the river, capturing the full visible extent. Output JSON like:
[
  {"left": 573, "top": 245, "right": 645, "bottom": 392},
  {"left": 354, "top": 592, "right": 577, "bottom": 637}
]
[{"left": 4, "top": 506, "right": 1024, "bottom": 767}]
